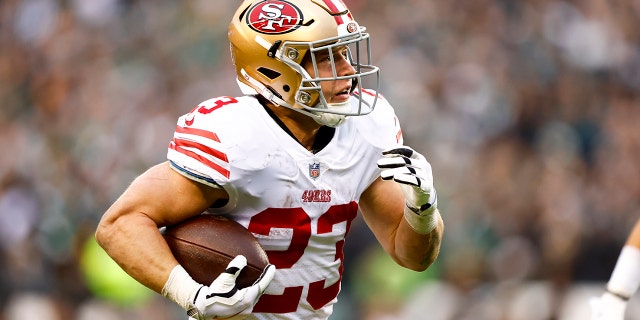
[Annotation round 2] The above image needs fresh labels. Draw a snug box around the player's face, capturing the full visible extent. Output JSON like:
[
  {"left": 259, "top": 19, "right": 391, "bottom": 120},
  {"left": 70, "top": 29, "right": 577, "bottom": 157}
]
[{"left": 304, "top": 46, "right": 356, "bottom": 104}]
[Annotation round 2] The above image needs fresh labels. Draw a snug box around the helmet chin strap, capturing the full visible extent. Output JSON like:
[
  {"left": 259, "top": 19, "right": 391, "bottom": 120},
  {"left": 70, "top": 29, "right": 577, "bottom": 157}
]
[{"left": 312, "top": 100, "right": 351, "bottom": 127}]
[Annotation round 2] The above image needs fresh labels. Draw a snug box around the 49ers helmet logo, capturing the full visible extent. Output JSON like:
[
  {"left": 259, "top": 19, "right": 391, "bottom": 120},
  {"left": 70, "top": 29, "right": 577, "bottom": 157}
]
[{"left": 246, "top": 0, "right": 303, "bottom": 34}]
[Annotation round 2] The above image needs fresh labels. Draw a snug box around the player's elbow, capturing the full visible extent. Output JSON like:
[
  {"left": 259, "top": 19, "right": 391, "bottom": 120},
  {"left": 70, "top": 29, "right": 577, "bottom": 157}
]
[
  {"left": 396, "top": 232, "right": 443, "bottom": 271},
  {"left": 95, "top": 210, "right": 127, "bottom": 251},
  {"left": 95, "top": 216, "right": 115, "bottom": 250},
  {"left": 418, "top": 250, "right": 440, "bottom": 272},
  {"left": 400, "top": 249, "right": 440, "bottom": 272}
]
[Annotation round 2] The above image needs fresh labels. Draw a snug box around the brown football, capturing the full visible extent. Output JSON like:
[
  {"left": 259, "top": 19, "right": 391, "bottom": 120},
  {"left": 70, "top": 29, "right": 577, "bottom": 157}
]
[{"left": 161, "top": 214, "right": 269, "bottom": 289}]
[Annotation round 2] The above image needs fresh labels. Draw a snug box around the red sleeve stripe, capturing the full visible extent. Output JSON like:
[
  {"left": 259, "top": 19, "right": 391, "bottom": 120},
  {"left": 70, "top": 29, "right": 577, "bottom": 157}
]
[
  {"left": 172, "top": 137, "right": 228, "bottom": 163},
  {"left": 169, "top": 141, "right": 230, "bottom": 179},
  {"left": 173, "top": 124, "right": 228, "bottom": 162},
  {"left": 175, "top": 125, "right": 220, "bottom": 142}
]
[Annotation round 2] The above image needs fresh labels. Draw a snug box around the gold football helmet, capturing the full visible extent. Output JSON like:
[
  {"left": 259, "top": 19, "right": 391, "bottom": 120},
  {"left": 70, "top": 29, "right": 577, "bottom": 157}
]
[{"left": 228, "top": 0, "right": 380, "bottom": 126}]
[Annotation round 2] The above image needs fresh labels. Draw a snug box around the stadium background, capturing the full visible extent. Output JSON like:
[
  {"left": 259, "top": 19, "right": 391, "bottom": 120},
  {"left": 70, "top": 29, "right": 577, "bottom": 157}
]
[{"left": 1, "top": 0, "right": 640, "bottom": 319}]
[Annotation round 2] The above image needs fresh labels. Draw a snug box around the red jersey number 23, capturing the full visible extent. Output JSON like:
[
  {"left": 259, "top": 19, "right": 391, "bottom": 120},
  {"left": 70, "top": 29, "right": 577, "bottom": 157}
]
[{"left": 249, "top": 202, "right": 358, "bottom": 313}]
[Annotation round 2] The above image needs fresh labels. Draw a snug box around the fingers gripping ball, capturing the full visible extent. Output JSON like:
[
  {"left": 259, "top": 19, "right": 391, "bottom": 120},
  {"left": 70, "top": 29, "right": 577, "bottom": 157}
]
[
  {"left": 377, "top": 147, "right": 437, "bottom": 212},
  {"left": 161, "top": 215, "right": 275, "bottom": 318},
  {"left": 188, "top": 256, "right": 276, "bottom": 320}
]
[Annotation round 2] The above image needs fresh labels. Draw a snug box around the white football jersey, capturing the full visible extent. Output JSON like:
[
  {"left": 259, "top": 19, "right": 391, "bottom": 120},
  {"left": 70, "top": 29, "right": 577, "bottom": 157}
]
[{"left": 167, "top": 91, "right": 403, "bottom": 319}]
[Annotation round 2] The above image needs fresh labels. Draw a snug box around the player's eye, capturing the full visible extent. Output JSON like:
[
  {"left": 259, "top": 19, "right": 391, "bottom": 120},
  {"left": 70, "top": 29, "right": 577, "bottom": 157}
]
[{"left": 315, "top": 51, "right": 332, "bottom": 63}]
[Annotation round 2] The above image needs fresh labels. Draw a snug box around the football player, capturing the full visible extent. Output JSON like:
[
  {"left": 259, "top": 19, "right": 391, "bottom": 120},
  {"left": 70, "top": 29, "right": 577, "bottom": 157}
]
[
  {"left": 95, "top": 0, "right": 444, "bottom": 319},
  {"left": 590, "top": 218, "right": 640, "bottom": 319}
]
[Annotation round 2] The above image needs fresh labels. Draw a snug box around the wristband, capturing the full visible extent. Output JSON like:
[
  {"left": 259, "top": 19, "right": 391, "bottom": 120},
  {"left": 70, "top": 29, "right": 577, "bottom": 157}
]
[
  {"left": 161, "top": 264, "right": 202, "bottom": 311},
  {"left": 403, "top": 205, "right": 440, "bottom": 234},
  {"left": 607, "top": 245, "right": 640, "bottom": 299},
  {"left": 406, "top": 190, "right": 437, "bottom": 214}
]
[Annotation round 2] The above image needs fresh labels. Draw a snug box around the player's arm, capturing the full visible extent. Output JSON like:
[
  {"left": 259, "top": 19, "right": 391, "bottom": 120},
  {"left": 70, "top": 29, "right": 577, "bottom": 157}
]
[
  {"left": 359, "top": 147, "right": 443, "bottom": 271},
  {"left": 95, "top": 161, "right": 224, "bottom": 293},
  {"left": 96, "top": 161, "right": 275, "bottom": 319},
  {"left": 590, "top": 218, "right": 640, "bottom": 320}
]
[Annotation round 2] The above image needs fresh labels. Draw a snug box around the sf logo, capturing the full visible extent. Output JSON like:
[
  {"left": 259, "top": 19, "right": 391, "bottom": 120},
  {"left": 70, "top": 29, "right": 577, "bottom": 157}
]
[
  {"left": 247, "top": 1, "right": 303, "bottom": 34},
  {"left": 258, "top": 4, "right": 294, "bottom": 31}
]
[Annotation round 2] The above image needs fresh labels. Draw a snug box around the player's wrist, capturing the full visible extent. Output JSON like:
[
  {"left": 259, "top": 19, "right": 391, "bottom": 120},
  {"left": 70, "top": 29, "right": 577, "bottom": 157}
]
[
  {"left": 406, "top": 189, "right": 437, "bottom": 215},
  {"left": 403, "top": 205, "right": 440, "bottom": 234},
  {"left": 162, "top": 264, "right": 203, "bottom": 313}
]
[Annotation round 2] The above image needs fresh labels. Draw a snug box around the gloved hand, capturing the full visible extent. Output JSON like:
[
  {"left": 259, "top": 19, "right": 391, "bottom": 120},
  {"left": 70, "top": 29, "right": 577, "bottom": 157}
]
[
  {"left": 187, "top": 255, "right": 275, "bottom": 320},
  {"left": 589, "top": 291, "right": 627, "bottom": 320},
  {"left": 377, "top": 147, "right": 439, "bottom": 234},
  {"left": 377, "top": 146, "right": 437, "bottom": 212}
]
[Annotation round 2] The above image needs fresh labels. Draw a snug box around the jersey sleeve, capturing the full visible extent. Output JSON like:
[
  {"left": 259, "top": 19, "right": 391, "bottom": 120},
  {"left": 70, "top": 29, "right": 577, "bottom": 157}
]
[{"left": 167, "top": 96, "right": 237, "bottom": 189}]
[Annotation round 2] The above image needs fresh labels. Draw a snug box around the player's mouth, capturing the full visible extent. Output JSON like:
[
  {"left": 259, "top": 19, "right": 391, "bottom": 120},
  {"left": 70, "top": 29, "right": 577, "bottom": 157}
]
[{"left": 332, "top": 85, "right": 352, "bottom": 102}]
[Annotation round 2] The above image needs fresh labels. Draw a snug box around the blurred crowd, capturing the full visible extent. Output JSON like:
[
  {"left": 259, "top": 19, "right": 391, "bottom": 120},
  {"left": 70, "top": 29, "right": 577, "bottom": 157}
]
[{"left": 1, "top": 0, "right": 640, "bottom": 319}]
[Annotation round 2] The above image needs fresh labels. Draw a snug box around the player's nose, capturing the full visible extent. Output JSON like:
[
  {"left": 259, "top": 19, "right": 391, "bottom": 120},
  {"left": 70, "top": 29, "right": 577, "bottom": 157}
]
[{"left": 335, "top": 54, "right": 356, "bottom": 77}]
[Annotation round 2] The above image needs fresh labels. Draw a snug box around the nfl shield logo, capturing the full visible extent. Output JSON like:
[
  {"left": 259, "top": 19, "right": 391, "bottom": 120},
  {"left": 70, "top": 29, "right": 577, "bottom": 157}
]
[{"left": 309, "top": 162, "right": 321, "bottom": 180}]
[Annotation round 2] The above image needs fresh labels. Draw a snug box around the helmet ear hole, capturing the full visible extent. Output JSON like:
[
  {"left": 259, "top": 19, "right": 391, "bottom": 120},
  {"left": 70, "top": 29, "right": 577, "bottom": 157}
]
[
  {"left": 258, "top": 67, "right": 281, "bottom": 80},
  {"left": 283, "top": 85, "right": 290, "bottom": 92}
]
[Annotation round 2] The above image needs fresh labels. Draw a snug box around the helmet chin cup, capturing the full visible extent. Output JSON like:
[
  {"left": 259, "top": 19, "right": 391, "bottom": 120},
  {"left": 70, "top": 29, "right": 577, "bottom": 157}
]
[
  {"left": 311, "top": 101, "right": 351, "bottom": 127},
  {"left": 314, "top": 113, "right": 346, "bottom": 127}
]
